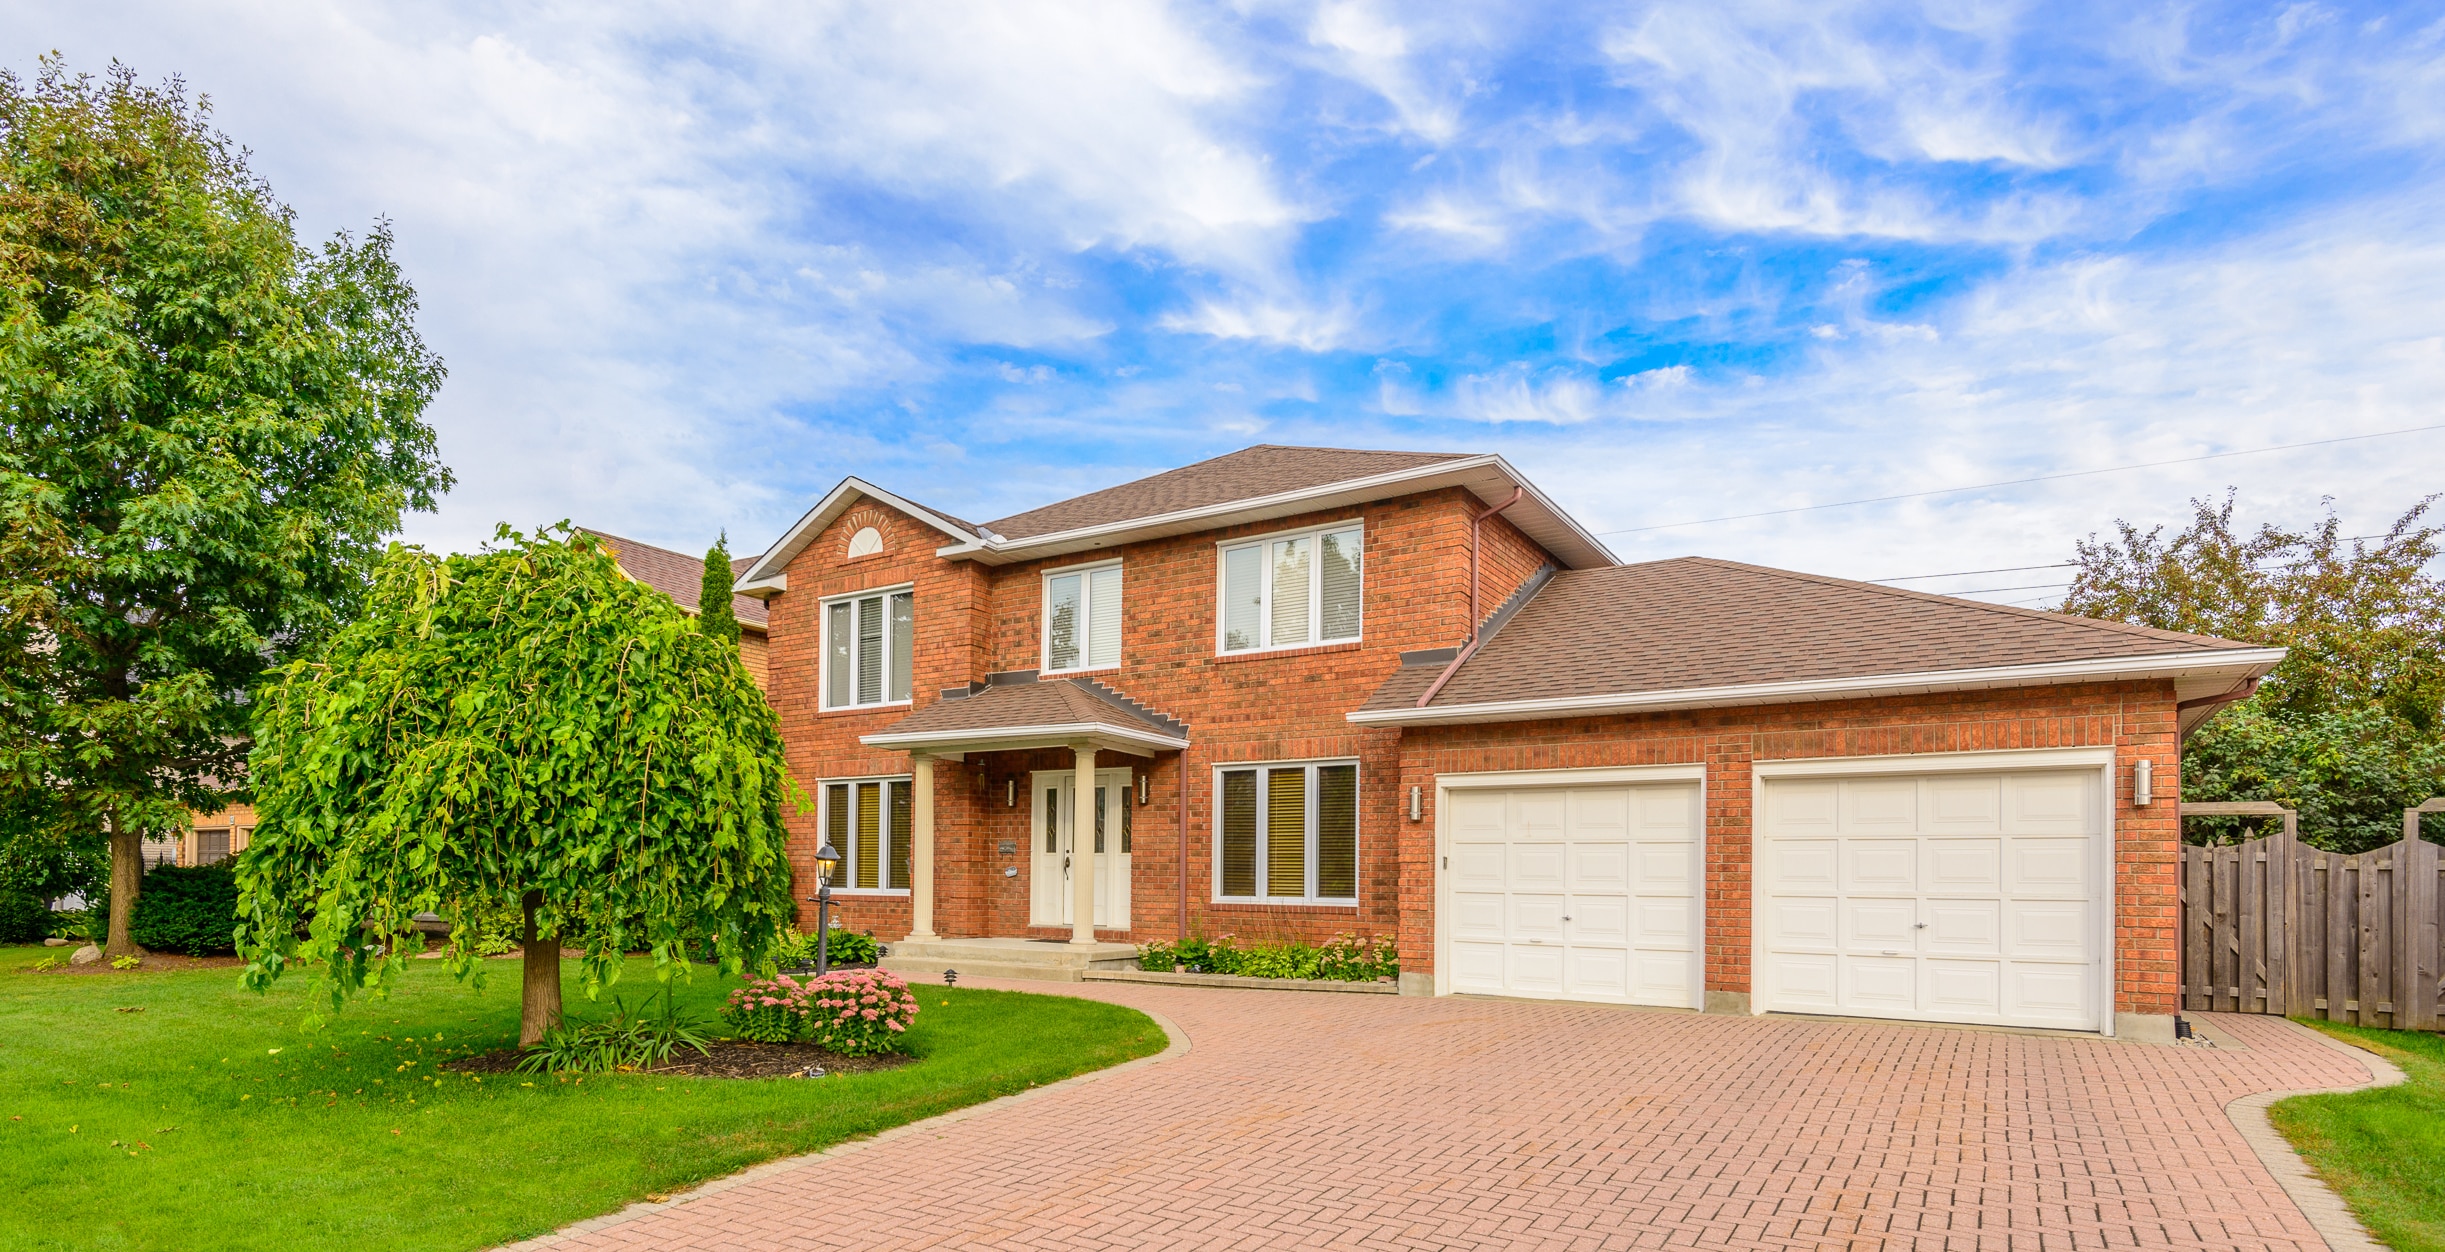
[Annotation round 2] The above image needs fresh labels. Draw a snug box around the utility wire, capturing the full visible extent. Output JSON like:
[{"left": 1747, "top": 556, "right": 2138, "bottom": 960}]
[
  {"left": 1871, "top": 562, "right": 2075, "bottom": 583},
  {"left": 1597, "top": 423, "right": 2445, "bottom": 537}
]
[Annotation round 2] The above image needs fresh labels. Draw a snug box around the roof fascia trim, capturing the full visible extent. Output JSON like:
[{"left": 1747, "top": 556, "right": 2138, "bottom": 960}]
[
  {"left": 739, "top": 478, "right": 975, "bottom": 588},
  {"left": 1346, "top": 647, "right": 2288, "bottom": 727},
  {"left": 859, "top": 721, "right": 1190, "bottom": 753},
  {"left": 934, "top": 454, "right": 1618, "bottom": 568}
]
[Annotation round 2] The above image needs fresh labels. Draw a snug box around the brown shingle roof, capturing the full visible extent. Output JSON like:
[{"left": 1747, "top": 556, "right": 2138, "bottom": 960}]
[
  {"left": 981, "top": 445, "right": 1471, "bottom": 540},
  {"left": 1363, "top": 557, "right": 2261, "bottom": 712},
  {"left": 582, "top": 530, "right": 769, "bottom": 630},
  {"left": 869, "top": 676, "right": 1187, "bottom": 744}
]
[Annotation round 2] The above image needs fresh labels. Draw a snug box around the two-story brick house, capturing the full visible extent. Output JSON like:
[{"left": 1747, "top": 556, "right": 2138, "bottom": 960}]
[{"left": 735, "top": 446, "right": 2278, "bottom": 1041}]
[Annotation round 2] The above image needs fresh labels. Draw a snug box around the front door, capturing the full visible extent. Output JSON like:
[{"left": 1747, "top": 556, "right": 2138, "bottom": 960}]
[{"left": 1029, "top": 769, "right": 1133, "bottom": 930}]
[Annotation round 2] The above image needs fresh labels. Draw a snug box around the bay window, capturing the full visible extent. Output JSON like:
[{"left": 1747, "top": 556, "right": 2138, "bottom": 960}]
[
  {"left": 1216, "top": 761, "right": 1357, "bottom": 904},
  {"left": 1218, "top": 523, "right": 1362, "bottom": 653},
  {"left": 1043, "top": 561, "right": 1121, "bottom": 672},
  {"left": 822, "top": 587, "right": 913, "bottom": 709},
  {"left": 822, "top": 778, "right": 911, "bottom": 892}
]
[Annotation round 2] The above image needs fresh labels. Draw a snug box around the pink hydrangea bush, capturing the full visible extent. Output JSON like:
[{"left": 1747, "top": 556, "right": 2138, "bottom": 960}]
[
  {"left": 804, "top": 968, "right": 921, "bottom": 1056},
  {"left": 721, "top": 974, "right": 815, "bottom": 1043}
]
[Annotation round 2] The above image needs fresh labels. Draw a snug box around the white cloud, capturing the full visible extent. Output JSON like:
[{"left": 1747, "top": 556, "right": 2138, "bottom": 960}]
[
  {"left": 1306, "top": 0, "right": 1463, "bottom": 142},
  {"left": 1162, "top": 293, "right": 1360, "bottom": 351}
]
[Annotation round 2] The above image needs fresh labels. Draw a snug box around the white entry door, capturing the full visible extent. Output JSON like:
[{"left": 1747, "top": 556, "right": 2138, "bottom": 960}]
[
  {"left": 1029, "top": 769, "right": 1132, "bottom": 930},
  {"left": 1758, "top": 770, "right": 2102, "bottom": 1030},
  {"left": 1446, "top": 782, "right": 1702, "bottom": 1007}
]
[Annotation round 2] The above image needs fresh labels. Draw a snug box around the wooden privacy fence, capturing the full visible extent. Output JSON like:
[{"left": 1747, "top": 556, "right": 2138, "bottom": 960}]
[{"left": 2178, "top": 799, "right": 2444, "bottom": 1030}]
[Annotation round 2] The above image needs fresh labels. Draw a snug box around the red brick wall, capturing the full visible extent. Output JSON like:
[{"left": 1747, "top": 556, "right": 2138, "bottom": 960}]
[
  {"left": 768, "top": 486, "right": 1565, "bottom": 945},
  {"left": 1393, "top": 679, "right": 2183, "bottom": 1017}
]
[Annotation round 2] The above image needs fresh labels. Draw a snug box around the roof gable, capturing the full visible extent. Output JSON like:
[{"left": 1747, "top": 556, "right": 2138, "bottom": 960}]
[
  {"left": 736, "top": 478, "right": 979, "bottom": 591},
  {"left": 981, "top": 445, "right": 1471, "bottom": 540}
]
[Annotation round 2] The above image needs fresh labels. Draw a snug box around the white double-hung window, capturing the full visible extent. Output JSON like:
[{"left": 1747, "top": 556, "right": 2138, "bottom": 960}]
[
  {"left": 1218, "top": 523, "right": 1362, "bottom": 653},
  {"left": 1043, "top": 561, "right": 1121, "bottom": 673},
  {"left": 822, "top": 586, "right": 914, "bottom": 709}
]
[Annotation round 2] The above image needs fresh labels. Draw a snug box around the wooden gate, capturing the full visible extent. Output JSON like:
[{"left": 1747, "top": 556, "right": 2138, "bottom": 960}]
[{"left": 2179, "top": 800, "right": 2444, "bottom": 1030}]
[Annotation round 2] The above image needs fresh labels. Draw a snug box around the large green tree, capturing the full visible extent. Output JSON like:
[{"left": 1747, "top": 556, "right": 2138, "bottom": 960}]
[
  {"left": 0, "top": 61, "right": 449, "bottom": 955},
  {"left": 2061, "top": 491, "right": 2445, "bottom": 850},
  {"left": 236, "top": 528, "right": 797, "bottom": 1044}
]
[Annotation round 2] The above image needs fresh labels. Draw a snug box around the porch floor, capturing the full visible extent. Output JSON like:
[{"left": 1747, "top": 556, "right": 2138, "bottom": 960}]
[{"left": 883, "top": 937, "right": 1140, "bottom": 984}]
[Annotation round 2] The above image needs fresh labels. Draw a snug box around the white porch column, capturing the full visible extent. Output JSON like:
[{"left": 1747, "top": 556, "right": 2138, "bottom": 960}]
[
  {"left": 908, "top": 754, "right": 938, "bottom": 941},
  {"left": 1070, "top": 742, "right": 1098, "bottom": 945}
]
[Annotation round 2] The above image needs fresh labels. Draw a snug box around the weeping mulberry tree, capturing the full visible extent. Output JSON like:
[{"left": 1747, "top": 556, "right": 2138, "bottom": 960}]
[{"left": 236, "top": 526, "right": 797, "bottom": 1043}]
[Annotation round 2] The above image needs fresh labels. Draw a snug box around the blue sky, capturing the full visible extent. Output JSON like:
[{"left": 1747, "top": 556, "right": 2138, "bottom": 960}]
[{"left": 16, "top": 1, "right": 2445, "bottom": 604}]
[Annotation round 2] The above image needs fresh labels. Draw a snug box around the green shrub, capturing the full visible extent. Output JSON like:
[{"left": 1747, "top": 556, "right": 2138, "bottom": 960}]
[
  {"left": 129, "top": 862, "right": 241, "bottom": 955},
  {"left": 801, "top": 969, "right": 920, "bottom": 1056},
  {"left": 776, "top": 927, "right": 878, "bottom": 968},
  {"left": 1137, "top": 933, "right": 1397, "bottom": 982},
  {"left": 0, "top": 891, "right": 50, "bottom": 944},
  {"left": 45, "top": 907, "right": 94, "bottom": 942},
  {"left": 514, "top": 994, "right": 712, "bottom": 1074}
]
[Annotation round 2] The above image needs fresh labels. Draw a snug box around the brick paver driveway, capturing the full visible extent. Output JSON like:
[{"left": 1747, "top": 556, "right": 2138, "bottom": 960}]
[{"left": 533, "top": 982, "right": 2379, "bottom": 1251}]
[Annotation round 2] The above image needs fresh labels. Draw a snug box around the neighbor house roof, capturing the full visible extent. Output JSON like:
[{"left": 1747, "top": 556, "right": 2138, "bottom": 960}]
[
  {"left": 583, "top": 530, "right": 769, "bottom": 631},
  {"left": 1351, "top": 557, "right": 2281, "bottom": 728},
  {"left": 861, "top": 674, "right": 1190, "bottom": 756}
]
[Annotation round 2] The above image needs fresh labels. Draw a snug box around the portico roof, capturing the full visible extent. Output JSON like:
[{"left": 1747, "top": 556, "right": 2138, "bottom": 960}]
[{"left": 860, "top": 674, "right": 1189, "bottom": 757}]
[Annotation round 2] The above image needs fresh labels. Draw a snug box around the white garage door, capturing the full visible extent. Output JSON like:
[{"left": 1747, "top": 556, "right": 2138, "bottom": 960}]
[
  {"left": 1759, "top": 770, "right": 2103, "bottom": 1031},
  {"left": 1447, "top": 782, "right": 1701, "bottom": 1007}
]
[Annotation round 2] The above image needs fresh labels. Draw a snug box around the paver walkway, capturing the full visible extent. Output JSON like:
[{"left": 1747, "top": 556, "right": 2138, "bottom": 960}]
[{"left": 528, "top": 982, "right": 2380, "bottom": 1251}]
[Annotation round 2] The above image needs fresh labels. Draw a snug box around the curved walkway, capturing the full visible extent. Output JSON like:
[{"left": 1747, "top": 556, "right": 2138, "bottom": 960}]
[{"left": 519, "top": 983, "right": 2383, "bottom": 1251}]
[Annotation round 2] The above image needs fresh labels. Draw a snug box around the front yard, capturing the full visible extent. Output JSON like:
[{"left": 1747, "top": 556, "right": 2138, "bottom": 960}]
[
  {"left": 0, "top": 945, "right": 1165, "bottom": 1252},
  {"left": 2275, "top": 1021, "right": 2445, "bottom": 1252}
]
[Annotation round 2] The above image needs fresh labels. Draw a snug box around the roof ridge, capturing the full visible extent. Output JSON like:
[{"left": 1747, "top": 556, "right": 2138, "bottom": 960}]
[
  {"left": 979, "top": 444, "right": 1472, "bottom": 532},
  {"left": 1668, "top": 556, "right": 2261, "bottom": 652}
]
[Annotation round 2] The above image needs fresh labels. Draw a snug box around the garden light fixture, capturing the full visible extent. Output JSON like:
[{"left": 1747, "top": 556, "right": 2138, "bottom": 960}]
[{"left": 806, "top": 841, "right": 843, "bottom": 975}]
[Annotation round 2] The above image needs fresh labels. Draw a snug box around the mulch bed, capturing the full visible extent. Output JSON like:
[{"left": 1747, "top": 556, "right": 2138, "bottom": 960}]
[
  {"left": 441, "top": 1039, "right": 913, "bottom": 1080},
  {"left": 23, "top": 952, "right": 248, "bottom": 975}
]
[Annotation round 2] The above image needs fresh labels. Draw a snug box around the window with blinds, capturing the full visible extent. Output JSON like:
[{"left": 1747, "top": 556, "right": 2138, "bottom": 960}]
[
  {"left": 821, "top": 588, "right": 914, "bottom": 709},
  {"left": 1214, "top": 761, "right": 1358, "bottom": 903},
  {"left": 821, "top": 778, "right": 914, "bottom": 892},
  {"left": 1044, "top": 562, "right": 1122, "bottom": 672},
  {"left": 1217, "top": 524, "right": 1362, "bottom": 653}
]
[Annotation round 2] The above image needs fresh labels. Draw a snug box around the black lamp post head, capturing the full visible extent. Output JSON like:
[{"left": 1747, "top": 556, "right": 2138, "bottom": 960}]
[{"left": 813, "top": 841, "right": 841, "bottom": 887}]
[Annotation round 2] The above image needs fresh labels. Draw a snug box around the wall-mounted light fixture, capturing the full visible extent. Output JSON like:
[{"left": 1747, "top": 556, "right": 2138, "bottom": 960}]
[
  {"left": 1006, "top": 778, "right": 1016, "bottom": 808},
  {"left": 1138, "top": 774, "right": 1149, "bottom": 805},
  {"left": 1409, "top": 785, "right": 1423, "bottom": 822},
  {"left": 2133, "top": 758, "right": 2154, "bottom": 807}
]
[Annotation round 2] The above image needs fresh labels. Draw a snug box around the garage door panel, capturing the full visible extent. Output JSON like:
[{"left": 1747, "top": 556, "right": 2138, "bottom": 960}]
[
  {"left": 1924, "top": 900, "right": 2000, "bottom": 954},
  {"left": 1443, "top": 781, "right": 1701, "bottom": 1009},
  {"left": 1768, "top": 897, "right": 1838, "bottom": 947},
  {"left": 1761, "top": 769, "right": 2101, "bottom": 1032},
  {"left": 1845, "top": 899, "right": 1918, "bottom": 949},
  {"left": 1841, "top": 779, "right": 1918, "bottom": 832},
  {"left": 1449, "top": 791, "right": 1506, "bottom": 834},
  {"left": 1925, "top": 839, "right": 2001, "bottom": 891},
  {"left": 1842, "top": 840, "right": 1917, "bottom": 892},
  {"left": 1843, "top": 957, "right": 1916, "bottom": 1010},
  {"left": 1923, "top": 959, "right": 2002, "bottom": 1016}
]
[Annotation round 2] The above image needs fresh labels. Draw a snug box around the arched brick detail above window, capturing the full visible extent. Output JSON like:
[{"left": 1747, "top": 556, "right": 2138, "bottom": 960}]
[{"left": 842, "top": 508, "right": 892, "bottom": 560}]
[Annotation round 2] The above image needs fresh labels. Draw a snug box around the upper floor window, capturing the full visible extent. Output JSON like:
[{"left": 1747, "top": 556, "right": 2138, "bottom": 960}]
[
  {"left": 1218, "top": 523, "right": 1362, "bottom": 653},
  {"left": 1043, "top": 561, "right": 1121, "bottom": 673},
  {"left": 822, "top": 586, "right": 913, "bottom": 709}
]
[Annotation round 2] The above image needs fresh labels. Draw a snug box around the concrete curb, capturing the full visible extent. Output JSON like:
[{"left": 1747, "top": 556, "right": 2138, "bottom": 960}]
[
  {"left": 488, "top": 997, "right": 1191, "bottom": 1251},
  {"left": 2222, "top": 1019, "right": 2409, "bottom": 1252}
]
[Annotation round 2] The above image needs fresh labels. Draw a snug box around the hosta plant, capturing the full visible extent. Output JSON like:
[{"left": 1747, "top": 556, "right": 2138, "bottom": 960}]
[{"left": 803, "top": 969, "right": 920, "bottom": 1056}]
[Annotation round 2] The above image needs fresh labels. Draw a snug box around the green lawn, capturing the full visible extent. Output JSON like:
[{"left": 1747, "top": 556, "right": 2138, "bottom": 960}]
[
  {"left": 0, "top": 944, "right": 1165, "bottom": 1252},
  {"left": 2272, "top": 1019, "right": 2445, "bottom": 1252}
]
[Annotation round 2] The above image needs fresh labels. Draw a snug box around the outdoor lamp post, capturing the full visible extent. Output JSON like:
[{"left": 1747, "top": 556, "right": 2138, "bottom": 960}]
[{"left": 807, "top": 841, "right": 841, "bottom": 976}]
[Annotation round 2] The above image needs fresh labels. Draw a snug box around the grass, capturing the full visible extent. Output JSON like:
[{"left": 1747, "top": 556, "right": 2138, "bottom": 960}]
[
  {"left": 0, "top": 944, "right": 1166, "bottom": 1252},
  {"left": 2271, "top": 1019, "right": 2445, "bottom": 1252}
]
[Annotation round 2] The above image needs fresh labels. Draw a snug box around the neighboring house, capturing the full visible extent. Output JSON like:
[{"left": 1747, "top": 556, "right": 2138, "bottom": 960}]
[
  {"left": 584, "top": 529, "right": 772, "bottom": 687},
  {"left": 733, "top": 445, "right": 2278, "bottom": 1041}
]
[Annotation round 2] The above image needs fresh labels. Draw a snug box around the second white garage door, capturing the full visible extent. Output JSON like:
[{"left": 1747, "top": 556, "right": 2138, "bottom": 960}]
[
  {"left": 1758, "top": 769, "right": 2104, "bottom": 1031},
  {"left": 1447, "top": 782, "right": 1702, "bottom": 1008}
]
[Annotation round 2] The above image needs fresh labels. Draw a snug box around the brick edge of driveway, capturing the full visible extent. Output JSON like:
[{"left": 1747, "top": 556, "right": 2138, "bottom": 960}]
[
  {"left": 2223, "top": 1020, "right": 2408, "bottom": 1252},
  {"left": 485, "top": 1000, "right": 1194, "bottom": 1252}
]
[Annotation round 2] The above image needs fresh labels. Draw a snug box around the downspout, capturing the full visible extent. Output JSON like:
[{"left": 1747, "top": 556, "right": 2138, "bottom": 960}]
[
  {"left": 1419, "top": 488, "right": 1523, "bottom": 709},
  {"left": 1178, "top": 751, "right": 1190, "bottom": 941}
]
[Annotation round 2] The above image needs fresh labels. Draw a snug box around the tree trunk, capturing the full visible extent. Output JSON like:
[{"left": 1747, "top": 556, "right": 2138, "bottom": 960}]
[
  {"left": 104, "top": 818, "right": 143, "bottom": 960},
  {"left": 518, "top": 890, "right": 562, "bottom": 1046}
]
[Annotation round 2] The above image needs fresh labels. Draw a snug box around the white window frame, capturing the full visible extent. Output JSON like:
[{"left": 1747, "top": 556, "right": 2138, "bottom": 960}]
[
  {"left": 818, "top": 583, "right": 915, "bottom": 711},
  {"left": 817, "top": 774, "right": 914, "bottom": 896},
  {"left": 1211, "top": 757, "right": 1361, "bottom": 906},
  {"left": 1040, "top": 558, "right": 1123, "bottom": 675},
  {"left": 1215, "top": 521, "right": 1364, "bottom": 655}
]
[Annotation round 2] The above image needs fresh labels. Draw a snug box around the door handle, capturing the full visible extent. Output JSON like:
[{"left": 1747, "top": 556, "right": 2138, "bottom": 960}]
[{"left": 1914, "top": 922, "right": 1928, "bottom": 929}]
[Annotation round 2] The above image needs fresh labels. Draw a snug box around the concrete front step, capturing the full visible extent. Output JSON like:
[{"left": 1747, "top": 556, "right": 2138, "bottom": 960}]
[{"left": 882, "top": 937, "right": 1140, "bottom": 984}]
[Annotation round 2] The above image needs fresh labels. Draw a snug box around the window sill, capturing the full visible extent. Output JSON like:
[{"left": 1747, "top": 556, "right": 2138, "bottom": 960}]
[
  {"left": 822, "top": 888, "right": 912, "bottom": 898},
  {"left": 1213, "top": 640, "right": 1363, "bottom": 665},
  {"left": 814, "top": 701, "right": 914, "bottom": 717},
  {"left": 1209, "top": 898, "right": 1360, "bottom": 910}
]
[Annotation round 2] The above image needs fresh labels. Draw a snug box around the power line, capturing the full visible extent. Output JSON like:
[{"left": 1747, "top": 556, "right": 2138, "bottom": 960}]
[
  {"left": 1597, "top": 422, "right": 2445, "bottom": 537},
  {"left": 1872, "top": 562, "right": 2075, "bottom": 583},
  {"left": 1936, "top": 581, "right": 2074, "bottom": 596}
]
